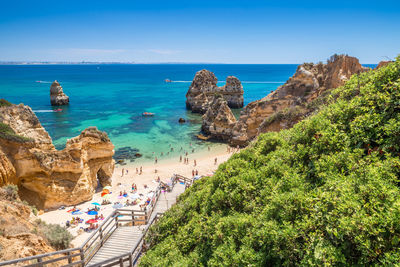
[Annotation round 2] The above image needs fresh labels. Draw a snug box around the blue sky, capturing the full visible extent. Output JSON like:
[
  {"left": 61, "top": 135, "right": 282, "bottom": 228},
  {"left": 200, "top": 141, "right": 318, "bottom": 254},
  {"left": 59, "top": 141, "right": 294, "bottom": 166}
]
[{"left": 0, "top": 0, "right": 398, "bottom": 63}]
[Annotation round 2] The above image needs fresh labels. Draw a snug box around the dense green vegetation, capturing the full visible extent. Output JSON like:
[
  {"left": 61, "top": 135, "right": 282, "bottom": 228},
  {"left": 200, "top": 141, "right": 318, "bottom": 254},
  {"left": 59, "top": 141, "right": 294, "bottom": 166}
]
[{"left": 141, "top": 58, "right": 400, "bottom": 266}]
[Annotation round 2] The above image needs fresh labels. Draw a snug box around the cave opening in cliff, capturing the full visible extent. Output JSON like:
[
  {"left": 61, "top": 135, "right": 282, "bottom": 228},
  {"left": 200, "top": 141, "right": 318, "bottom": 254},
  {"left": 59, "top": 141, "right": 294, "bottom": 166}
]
[{"left": 96, "top": 168, "right": 108, "bottom": 193}]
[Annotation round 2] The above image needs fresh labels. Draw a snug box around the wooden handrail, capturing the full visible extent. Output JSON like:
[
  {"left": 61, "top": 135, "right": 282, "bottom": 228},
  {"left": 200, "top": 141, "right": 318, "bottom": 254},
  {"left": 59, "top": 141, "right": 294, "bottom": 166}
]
[{"left": 0, "top": 174, "right": 195, "bottom": 267}]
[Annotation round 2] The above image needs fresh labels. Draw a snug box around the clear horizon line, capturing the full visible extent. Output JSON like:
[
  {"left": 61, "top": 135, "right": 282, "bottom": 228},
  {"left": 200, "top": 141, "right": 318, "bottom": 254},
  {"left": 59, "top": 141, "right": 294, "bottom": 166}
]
[{"left": 0, "top": 61, "right": 379, "bottom": 65}]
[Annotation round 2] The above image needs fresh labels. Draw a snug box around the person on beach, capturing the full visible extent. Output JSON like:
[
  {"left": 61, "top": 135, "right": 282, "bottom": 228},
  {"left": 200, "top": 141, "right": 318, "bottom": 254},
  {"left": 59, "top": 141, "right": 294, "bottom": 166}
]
[
  {"left": 126, "top": 169, "right": 128, "bottom": 175},
  {"left": 156, "top": 176, "right": 160, "bottom": 183},
  {"left": 185, "top": 152, "right": 188, "bottom": 156},
  {"left": 155, "top": 157, "right": 158, "bottom": 164},
  {"left": 122, "top": 168, "right": 124, "bottom": 177},
  {"left": 194, "top": 159, "right": 197, "bottom": 167},
  {"left": 140, "top": 166, "right": 143, "bottom": 175},
  {"left": 136, "top": 168, "right": 138, "bottom": 174},
  {"left": 208, "top": 146, "right": 210, "bottom": 151},
  {"left": 155, "top": 168, "right": 158, "bottom": 173},
  {"left": 161, "top": 152, "right": 164, "bottom": 156},
  {"left": 195, "top": 169, "right": 199, "bottom": 176},
  {"left": 192, "top": 170, "right": 195, "bottom": 177},
  {"left": 214, "top": 157, "right": 218, "bottom": 165},
  {"left": 180, "top": 155, "right": 182, "bottom": 162},
  {"left": 171, "top": 147, "right": 174, "bottom": 152},
  {"left": 192, "top": 148, "right": 195, "bottom": 153}
]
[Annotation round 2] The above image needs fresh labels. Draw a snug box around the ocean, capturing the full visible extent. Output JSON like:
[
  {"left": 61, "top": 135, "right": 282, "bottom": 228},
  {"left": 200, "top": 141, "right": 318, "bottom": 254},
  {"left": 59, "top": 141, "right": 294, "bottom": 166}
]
[{"left": 0, "top": 64, "right": 373, "bottom": 162}]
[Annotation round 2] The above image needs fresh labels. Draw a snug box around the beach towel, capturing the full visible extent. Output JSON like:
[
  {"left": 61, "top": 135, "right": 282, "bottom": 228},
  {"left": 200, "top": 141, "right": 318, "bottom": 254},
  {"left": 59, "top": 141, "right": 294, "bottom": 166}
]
[{"left": 71, "top": 210, "right": 82, "bottom": 215}]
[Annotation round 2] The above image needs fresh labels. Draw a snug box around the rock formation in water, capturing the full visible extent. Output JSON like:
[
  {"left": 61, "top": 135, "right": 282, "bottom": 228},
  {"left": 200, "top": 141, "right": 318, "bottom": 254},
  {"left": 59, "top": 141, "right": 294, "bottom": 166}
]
[
  {"left": 50, "top": 80, "right": 69, "bottom": 106},
  {"left": 200, "top": 54, "right": 368, "bottom": 146},
  {"left": 201, "top": 96, "right": 237, "bottom": 141},
  {"left": 186, "top": 70, "right": 243, "bottom": 113},
  {"left": 0, "top": 103, "right": 114, "bottom": 210}
]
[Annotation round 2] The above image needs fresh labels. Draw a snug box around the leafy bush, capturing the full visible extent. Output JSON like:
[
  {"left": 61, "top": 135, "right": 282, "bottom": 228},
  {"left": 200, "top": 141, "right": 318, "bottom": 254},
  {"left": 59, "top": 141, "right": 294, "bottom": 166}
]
[
  {"left": 0, "top": 99, "right": 12, "bottom": 107},
  {"left": 140, "top": 57, "right": 400, "bottom": 266},
  {"left": 34, "top": 219, "right": 72, "bottom": 250}
]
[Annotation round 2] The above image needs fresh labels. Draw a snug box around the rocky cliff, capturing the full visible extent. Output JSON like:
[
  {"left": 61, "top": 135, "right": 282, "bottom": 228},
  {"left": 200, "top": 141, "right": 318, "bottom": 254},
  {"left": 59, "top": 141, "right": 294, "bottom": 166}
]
[
  {"left": 0, "top": 186, "right": 55, "bottom": 261},
  {"left": 50, "top": 80, "right": 69, "bottom": 106},
  {"left": 186, "top": 70, "right": 243, "bottom": 113},
  {"left": 0, "top": 103, "right": 114, "bottom": 210},
  {"left": 201, "top": 96, "right": 237, "bottom": 141},
  {"left": 200, "top": 54, "right": 368, "bottom": 146}
]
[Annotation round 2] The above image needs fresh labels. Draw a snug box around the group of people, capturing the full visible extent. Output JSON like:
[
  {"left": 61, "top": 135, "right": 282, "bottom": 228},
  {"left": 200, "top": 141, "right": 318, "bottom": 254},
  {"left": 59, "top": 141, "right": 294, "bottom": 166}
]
[
  {"left": 66, "top": 216, "right": 84, "bottom": 227},
  {"left": 192, "top": 169, "right": 199, "bottom": 177},
  {"left": 227, "top": 145, "right": 240, "bottom": 153}
]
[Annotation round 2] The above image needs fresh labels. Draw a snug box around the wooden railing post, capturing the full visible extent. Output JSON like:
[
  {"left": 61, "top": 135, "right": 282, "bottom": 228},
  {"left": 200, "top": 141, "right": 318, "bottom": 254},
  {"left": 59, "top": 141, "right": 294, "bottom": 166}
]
[
  {"left": 37, "top": 257, "right": 43, "bottom": 267},
  {"left": 80, "top": 247, "right": 84, "bottom": 267},
  {"left": 99, "top": 226, "right": 104, "bottom": 246},
  {"left": 119, "top": 257, "right": 124, "bottom": 266},
  {"left": 132, "top": 210, "right": 135, "bottom": 226},
  {"left": 67, "top": 251, "right": 72, "bottom": 264}
]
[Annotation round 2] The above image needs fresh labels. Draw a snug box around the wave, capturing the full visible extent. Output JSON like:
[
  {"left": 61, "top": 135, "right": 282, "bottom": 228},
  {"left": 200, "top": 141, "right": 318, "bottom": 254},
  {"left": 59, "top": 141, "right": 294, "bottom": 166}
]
[
  {"left": 33, "top": 110, "right": 56, "bottom": 113},
  {"left": 35, "top": 80, "right": 52, "bottom": 84}
]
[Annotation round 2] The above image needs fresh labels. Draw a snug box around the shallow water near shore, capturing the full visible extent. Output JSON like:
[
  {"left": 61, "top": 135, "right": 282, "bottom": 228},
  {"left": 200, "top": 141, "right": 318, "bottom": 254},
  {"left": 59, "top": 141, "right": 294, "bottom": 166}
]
[{"left": 0, "top": 64, "right": 299, "bottom": 161}]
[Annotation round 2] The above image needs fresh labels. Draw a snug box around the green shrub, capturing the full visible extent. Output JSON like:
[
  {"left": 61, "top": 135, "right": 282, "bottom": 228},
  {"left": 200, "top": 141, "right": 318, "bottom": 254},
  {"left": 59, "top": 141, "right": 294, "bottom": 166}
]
[
  {"left": 0, "top": 122, "right": 32, "bottom": 143},
  {"left": 35, "top": 219, "right": 72, "bottom": 250},
  {"left": 0, "top": 99, "right": 12, "bottom": 107},
  {"left": 2, "top": 184, "right": 19, "bottom": 201},
  {"left": 140, "top": 57, "right": 400, "bottom": 266}
]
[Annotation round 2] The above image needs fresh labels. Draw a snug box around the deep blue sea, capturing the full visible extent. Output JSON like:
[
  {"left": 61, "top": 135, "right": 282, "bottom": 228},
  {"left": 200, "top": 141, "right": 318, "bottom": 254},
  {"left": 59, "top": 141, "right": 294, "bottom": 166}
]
[{"left": 0, "top": 64, "right": 374, "bottom": 162}]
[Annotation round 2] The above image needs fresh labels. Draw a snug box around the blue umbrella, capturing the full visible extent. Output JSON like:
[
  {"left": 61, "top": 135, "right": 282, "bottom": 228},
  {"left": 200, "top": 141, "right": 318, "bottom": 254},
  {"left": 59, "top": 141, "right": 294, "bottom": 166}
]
[
  {"left": 91, "top": 202, "right": 101, "bottom": 206},
  {"left": 88, "top": 210, "right": 98, "bottom": 215}
]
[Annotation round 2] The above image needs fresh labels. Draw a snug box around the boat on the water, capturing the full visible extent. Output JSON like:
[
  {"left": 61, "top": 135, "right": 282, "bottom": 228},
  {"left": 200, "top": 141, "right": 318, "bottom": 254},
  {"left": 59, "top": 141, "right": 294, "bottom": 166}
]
[
  {"left": 142, "top": 112, "right": 155, "bottom": 116},
  {"left": 54, "top": 109, "right": 63, "bottom": 112},
  {"left": 164, "top": 79, "right": 172, "bottom": 83}
]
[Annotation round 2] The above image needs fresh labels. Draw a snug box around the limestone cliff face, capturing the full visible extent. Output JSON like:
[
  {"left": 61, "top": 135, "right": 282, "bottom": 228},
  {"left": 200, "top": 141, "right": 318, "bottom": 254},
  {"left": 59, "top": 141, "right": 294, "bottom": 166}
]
[
  {"left": 0, "top": 103, "right": 114, "bottom": 210},
  {"left": 201, "top": 97, "right": 237, "bottom": 141},
  {"left": 186, "top": 70, "right": 243, "bottom": 113},
  {"left": 0, "top": 187, "right": 55, "bottom": 261},
  {"left": 230, "top": 54, "right": 367, "bottom": 146},
  {"left": 199, "top": 55, "right": 368, "bottom": 146},
  {"left": 50, "top": 80, "right": 69, "bottom": 106}
]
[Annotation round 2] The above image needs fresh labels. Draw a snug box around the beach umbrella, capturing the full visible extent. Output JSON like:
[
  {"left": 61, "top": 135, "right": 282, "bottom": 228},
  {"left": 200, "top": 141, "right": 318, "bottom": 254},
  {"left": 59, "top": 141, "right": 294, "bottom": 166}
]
[
  {"left": 88, "top": 210, "right": 98, "bottom": 215},
  {"left": 91, "top": 202, "right": 101, "bottom": 206},
  {"left": 102, "top": 194, "right": 112, "bottom": 200},
  {"left": 112, "top": 203, "right": 123, "bottom": 209},
  {"left": 103, "top": 186, "right": 112, "bottom": 190},
  {"left": 101, "top": 192, "right": 109, "bottom": 197},
  {"left": 71, "top": 210, "right": 83, "bottom": 215},
  {"left": 102, "top": 189, "right": 110, "bottom": 194},
  {"left": 86, "top": 219, "right": 98, "bottom": 224}
]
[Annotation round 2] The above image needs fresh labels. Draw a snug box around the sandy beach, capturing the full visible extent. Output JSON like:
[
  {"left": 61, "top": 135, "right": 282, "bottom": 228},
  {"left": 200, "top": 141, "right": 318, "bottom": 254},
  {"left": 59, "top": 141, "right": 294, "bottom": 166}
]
[{"left": 38, "top": 144, "right": 236, "bottom": 247}]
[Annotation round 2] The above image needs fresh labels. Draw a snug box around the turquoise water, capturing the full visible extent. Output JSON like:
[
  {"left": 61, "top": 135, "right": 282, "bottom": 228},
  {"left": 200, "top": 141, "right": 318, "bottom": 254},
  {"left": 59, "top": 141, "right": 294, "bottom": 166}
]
[{"left": 0, "top": 64, "right": 308, "bottom": 161}]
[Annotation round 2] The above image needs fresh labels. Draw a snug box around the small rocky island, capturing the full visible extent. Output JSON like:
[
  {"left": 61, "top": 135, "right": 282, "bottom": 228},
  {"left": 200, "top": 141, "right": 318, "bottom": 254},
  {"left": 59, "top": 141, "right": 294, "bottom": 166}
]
[
  {"left": 186, "top": 69, "right": 244, "bottom": 113},
  {"left": 50, "top": 80, "right": 69, "bottom": 106},
  {"left": 0, "top": 101, "right": 114, "bottom": 209}
]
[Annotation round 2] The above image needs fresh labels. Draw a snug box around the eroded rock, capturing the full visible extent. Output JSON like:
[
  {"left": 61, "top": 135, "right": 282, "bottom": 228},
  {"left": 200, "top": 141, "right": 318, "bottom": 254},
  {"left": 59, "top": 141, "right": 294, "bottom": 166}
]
[
  {"left": 186, "top": 70, "right": 243, "bottom": 113},
  {"left": 0, "top": 103, "right": 114, "bottom": 209},
  {"left": 50, "top": 80, "right": 69, "bottom": 106}
]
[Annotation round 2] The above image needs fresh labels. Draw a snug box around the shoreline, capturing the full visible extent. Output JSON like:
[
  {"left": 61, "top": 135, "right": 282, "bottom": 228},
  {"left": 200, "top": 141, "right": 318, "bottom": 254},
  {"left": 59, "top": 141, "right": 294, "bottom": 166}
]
[{"left": 38, "top": 144, "right": 236, "bottom": 247}]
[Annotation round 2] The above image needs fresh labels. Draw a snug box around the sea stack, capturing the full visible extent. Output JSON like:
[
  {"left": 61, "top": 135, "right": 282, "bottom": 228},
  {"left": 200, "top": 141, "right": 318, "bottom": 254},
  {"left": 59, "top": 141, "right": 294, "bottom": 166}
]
[
  {"left": 50, "top": 80, "right": 69, "bottom": 106},
  {"left": 186, "top": 69, "right": 243, "bottom": 113}
]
